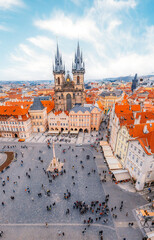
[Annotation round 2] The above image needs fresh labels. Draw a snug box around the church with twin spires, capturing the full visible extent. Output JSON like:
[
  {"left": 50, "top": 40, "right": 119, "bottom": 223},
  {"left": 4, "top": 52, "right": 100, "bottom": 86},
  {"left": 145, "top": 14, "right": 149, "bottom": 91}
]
[{"left": 53, "top": 42, "right": 86, "bottom": 111}]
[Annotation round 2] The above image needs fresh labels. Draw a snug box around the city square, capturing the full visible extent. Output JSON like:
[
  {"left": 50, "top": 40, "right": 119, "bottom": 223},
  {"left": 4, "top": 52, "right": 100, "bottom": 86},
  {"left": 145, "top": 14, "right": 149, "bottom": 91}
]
[{"left": 0, "top": 124, "right": 147, "bottom": 240}]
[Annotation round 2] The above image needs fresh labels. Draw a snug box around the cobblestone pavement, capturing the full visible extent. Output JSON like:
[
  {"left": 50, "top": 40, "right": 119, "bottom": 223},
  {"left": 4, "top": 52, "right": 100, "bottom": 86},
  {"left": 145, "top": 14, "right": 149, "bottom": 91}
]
[
  {"left": 0, "top": 122, "right": 147, "bottom": 240},
  {"left": 0, "top": 141, "right": 117, "bottom": 240}
]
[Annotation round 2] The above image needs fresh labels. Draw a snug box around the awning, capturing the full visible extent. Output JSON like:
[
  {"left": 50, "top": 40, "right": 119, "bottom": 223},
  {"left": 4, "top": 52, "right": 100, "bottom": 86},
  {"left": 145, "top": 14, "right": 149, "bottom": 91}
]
[
  {"left": 48, "top": 130, "right": 59, "bottom": 134},
  {"left": 105, "top": 157, "right": 122, "bottom": 170},
  {"left": 100, "top": 141, "right": 109, "bottom": 146},
  {"left": 70, "top": 131, "right": 78, "bottom": 134},
  {"left": 62, "top": 130, "right": 69, "bottom": 134},
  {"left": 112, "top": 169, "right": 131, "bottom": 181},
  {"left": 102, "top": 146, "right": 112, "bottom": 151},
  {"left": 104, "top": 152, "right": 113, "bottom": 157}
]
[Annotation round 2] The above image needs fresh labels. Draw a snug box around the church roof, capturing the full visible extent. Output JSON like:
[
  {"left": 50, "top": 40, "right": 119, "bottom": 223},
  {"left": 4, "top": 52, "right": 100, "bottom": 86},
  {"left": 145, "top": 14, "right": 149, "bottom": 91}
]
[
  {"left": 30, "top": 97, "right": 45, "bottom": 110},
  {"left": 70, "top": 105, "right": 100, "bottom": 113}
]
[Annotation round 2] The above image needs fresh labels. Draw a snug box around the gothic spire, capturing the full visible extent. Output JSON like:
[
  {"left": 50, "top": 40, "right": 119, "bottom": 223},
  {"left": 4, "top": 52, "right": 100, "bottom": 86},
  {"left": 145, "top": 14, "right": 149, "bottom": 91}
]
[
  {"left": 53, "top": 43, "right": 65, "bottom": 74},
  {"left": 72, "top": 42, "right": 85, "bottom": 74}
]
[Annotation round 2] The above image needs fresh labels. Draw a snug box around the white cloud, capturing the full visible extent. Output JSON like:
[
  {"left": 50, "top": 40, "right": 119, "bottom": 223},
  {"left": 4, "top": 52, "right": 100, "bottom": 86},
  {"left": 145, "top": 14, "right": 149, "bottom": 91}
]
[
  {"left": 0, "top": 25, "right": 9, "bottom": 31},
  {"left": 107, "top": 20, "right": 122, "bottom": 32},
  {"left": 93, "top": 0, "right": 136, "bottom": 12},
  {"left": 0, "top": 0, "right": 24, "bottom": 10},
  {"left": 34, "top": 12, "right": 101, "bottom": 43},
  {"left": 27, "top": 36, "right": 55, "bottom": 51}
]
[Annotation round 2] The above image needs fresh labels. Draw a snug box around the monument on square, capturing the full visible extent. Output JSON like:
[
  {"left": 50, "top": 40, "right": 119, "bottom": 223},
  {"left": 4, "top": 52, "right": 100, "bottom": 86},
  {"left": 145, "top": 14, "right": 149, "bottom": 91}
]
[{"left": 47, "top": 141, "right": 64, "bottom": 172}]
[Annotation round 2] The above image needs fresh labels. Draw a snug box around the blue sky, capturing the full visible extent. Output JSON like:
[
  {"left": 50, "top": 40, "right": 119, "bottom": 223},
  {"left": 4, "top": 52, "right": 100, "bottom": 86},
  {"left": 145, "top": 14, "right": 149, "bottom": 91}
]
[{"left": 0, "top": 0, "right": 154, "bottom": 80}]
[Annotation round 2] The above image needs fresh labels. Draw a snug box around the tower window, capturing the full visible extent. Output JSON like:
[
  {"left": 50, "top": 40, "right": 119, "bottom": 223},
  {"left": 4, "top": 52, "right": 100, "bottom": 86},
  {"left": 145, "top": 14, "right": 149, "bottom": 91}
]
[
  {"left": 77, "top": 76, "right": 80, "bottom": 84},
  {"left": 57, "top": 77, "right": 60, "bottom": 85}
]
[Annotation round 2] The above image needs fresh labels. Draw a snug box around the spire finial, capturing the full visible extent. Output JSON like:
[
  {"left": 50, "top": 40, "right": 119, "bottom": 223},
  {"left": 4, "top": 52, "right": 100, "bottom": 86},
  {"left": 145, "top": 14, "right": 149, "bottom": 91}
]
[
  {"left": 56, "top": 42, "right": 59, "bottom": 58},
  {"left": 77, "top": 41, "right": 80, "bottom": 57}
]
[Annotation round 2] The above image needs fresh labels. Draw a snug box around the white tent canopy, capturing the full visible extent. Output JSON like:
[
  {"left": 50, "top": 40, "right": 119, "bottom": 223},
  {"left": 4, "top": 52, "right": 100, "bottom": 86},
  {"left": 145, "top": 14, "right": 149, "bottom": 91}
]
[
  {"left": 100, "top": 141, "right": 109, "bottom": 146},
  {"left": 112, "top": 169, "right": 131, "bottom": 181},
  {"left": 105, "top": 157, "right": 122, "bottom": 170}
]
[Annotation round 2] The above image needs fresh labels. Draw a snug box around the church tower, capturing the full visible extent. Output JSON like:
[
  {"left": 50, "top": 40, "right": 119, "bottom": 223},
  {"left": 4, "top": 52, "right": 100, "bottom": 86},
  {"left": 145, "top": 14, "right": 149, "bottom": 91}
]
[
  {"left": 53, "top": 44, "right": 65, "bottom": 91},
  {"left": 53, "top": 42, "right": 85, "bottom": 112},
  {"left": 72, "top": 42, "right": 85, "bottom": 91},
  {"left": 131, "top": 73, "right": 138, "bottom": 92}
]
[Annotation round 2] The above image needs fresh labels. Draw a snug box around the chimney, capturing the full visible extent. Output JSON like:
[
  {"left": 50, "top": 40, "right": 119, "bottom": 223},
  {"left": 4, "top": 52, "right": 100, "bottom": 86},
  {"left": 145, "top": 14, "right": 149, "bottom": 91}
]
[
  {"left": 143, "top": 125, "right": 149, "bottom": 134},
  {"left": 133, "top": 111, "right": 137, "bottom": 119},
  {"left": 134, "top": 114, "right": 141, "bottom": 125}
]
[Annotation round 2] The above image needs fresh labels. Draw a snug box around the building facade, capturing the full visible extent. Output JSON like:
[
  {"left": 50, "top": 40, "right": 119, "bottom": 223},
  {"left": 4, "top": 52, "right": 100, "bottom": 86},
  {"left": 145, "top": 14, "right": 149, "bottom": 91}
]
[
  {"left": 115, "top": 125, "right": 129, "bottom": 166},
  {"left": 54, "top": 43, "right": 85, "bottom": 111},
  {"left": 0, "top": 106, "right": 32, "bottom": 138},
  {"left": 125, "top": 133, "right": 154, "bottom": 191},
  {"left": 29, "top": 97, "right": 48, "bottom": 133},
  {"left": 48, "top": 111, "right": 69, "bottom": 133},
  {"left": 69, "top": 105, "right": 101, "bottom": 133},
  {"left": 99, "top": 90, "right": 123, "bottom": 113}
]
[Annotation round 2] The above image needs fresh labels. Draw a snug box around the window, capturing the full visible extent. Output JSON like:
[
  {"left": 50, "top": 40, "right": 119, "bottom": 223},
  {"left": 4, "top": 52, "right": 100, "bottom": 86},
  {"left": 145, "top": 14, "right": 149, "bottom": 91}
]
[
  {"left": 131, "top": 144, "right": 133, "bottom": 148},
  {"left": 57, "top": 77, "right": 60, "bottom": 85},
  {"left": 150, "top": 164, "right": 153, "bottom": 168},
  {"left": 39, "top": 116, "right": 41, "bottom": 119},
  {"left": 142, "top": 153, "right": 145, "bottom": 157},
  {"left": 136, "top": 158, "right": 138, "bottom": 163},
  {"left": 140, "top": 162, "right": 143, "bottom": 167},
  {"left": 77, "top": 76, "right": 80, "bottom": 84},
  {"left": 134, "top": 147, "right": 136, "bottom": 150},
  {"left": 138, "top": 149, "right": 141, "bottom": 154},
  {"left": 132, "top": 155, "right": 134, "bottom": 160}
]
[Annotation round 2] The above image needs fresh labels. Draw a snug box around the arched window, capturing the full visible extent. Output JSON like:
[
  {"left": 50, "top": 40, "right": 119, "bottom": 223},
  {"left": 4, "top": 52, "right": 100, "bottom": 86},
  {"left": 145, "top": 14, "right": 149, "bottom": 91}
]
[
  {"left": 73, "top": 93, "right": 75, "bottom": 99},
  {"left": 77, "top": 76, "right": 80, "bottom": 84},
  {"left": 57, "top": 77, "right": 60, "bottom": 85}
]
